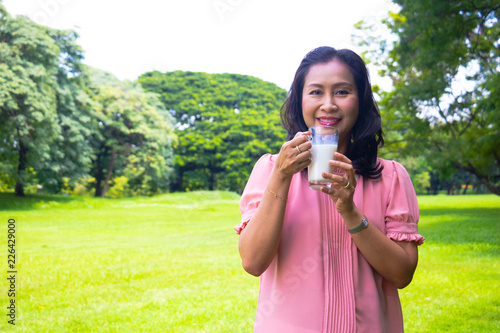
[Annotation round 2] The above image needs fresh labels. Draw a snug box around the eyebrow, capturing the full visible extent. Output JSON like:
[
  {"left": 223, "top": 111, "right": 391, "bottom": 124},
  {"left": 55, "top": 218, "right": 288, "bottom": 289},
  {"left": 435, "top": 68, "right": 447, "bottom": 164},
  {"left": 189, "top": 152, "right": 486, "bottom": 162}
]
[{"left": 305, "top": 82, "right": 354, "bottom": 88}]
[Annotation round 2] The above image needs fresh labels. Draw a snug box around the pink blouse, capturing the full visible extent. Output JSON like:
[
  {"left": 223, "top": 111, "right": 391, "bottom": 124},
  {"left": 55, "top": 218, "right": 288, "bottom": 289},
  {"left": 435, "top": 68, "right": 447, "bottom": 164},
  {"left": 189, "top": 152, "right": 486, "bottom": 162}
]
[{"left": 235, "top": 154, "right": 424, "bottom": 333}]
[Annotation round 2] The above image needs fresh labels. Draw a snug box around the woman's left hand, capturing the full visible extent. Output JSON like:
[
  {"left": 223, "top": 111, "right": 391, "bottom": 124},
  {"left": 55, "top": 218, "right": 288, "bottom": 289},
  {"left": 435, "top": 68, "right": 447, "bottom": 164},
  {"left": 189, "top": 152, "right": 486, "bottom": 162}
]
[
  {"left": 320, "top": 152, "right": 357, "bottom": 215},
  {"left": 321, "top": 152, "right": 419, "bottom": 289}
]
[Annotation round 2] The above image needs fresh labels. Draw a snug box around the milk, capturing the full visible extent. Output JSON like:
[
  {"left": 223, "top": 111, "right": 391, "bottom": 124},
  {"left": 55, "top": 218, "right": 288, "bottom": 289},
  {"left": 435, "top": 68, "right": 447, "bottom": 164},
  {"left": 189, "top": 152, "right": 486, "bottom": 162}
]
[{"left": 308, "top": 144, "right": 337, "bottom": 190}]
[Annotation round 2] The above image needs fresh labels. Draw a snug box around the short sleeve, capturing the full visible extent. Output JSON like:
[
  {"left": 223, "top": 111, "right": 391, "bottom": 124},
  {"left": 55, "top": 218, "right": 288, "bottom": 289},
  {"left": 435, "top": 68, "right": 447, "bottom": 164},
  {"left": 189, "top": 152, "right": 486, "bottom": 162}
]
[
  {"left": 234, "top": 154, "right": 275, "bottom": 235},
  {"left": 385, "top": 161, "right": 425, "bottom": 245}
]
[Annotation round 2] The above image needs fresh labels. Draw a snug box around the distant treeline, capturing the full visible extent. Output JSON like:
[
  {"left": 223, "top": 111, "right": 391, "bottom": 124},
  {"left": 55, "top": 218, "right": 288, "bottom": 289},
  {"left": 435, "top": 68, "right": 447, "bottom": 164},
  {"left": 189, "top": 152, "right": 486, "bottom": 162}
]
[
  {"left": 1, "top": 1, "right": 499, "bottom": 197},
  {"left": 0, "top": 5, "right": 286, "bottom": 197}
]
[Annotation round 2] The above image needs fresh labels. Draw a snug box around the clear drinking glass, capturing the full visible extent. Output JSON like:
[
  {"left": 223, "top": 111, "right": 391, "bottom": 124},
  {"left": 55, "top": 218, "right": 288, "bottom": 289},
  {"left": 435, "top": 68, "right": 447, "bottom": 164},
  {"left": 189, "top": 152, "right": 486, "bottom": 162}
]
[{"left": 308, "top": 126, "right": 339, "bottom": 190}]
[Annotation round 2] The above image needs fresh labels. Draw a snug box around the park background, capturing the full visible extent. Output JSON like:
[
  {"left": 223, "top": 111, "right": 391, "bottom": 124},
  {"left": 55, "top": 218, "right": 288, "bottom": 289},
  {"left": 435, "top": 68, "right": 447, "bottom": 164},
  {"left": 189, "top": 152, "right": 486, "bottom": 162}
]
[{"left": 0, "top": 0, "right": 499, "bottom": 331}]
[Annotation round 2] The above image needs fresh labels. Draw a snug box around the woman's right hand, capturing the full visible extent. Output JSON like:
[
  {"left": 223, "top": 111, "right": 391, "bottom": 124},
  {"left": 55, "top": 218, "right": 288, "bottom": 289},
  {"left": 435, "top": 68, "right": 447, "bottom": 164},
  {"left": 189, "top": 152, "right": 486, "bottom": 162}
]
[
  {"left": 239, "top": 131, "right": 312, "bottom": 276},
  {"left": 274, "top": 131, "right": 312, "bottom": 178}
]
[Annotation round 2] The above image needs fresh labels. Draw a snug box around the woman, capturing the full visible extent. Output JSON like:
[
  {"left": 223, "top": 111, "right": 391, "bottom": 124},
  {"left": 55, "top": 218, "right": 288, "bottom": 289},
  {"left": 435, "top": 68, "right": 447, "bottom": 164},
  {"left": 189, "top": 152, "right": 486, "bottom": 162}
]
[{"left": 235, "top": 46, "right": 424, "bottom": 332}]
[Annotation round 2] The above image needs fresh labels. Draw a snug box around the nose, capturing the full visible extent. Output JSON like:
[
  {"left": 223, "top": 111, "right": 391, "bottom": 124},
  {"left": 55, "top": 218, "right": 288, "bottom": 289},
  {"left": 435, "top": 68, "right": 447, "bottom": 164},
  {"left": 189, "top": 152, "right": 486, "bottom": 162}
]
[{"left": 320, "top": 94, "right": 337, "bottom": 112}]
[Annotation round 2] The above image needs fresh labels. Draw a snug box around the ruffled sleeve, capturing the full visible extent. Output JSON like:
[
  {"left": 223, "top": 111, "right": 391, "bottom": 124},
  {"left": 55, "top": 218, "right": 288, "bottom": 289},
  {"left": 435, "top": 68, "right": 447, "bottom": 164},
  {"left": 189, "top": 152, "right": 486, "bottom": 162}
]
[
  {"left": 234, "top": 154, "right": 275, "bottom": 235},
  {"left": 385, "top": 161, "right": 425, "bottom": 245}
]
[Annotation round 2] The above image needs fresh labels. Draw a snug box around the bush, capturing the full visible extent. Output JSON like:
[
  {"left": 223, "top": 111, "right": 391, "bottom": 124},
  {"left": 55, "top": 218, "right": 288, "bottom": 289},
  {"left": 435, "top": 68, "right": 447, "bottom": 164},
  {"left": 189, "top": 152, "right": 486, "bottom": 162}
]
[{"left": 106, "top": 176, "right": 129, "bottom": 198}]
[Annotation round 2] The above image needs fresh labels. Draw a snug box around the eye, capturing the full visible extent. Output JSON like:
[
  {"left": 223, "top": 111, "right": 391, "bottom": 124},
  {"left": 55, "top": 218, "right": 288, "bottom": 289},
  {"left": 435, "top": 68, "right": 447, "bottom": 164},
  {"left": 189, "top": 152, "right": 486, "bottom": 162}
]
[
  {"left": 335, "top": 89, "right": 349, "bottom": 96},
  {"left": 309, "top": 89, "right": 322, "bottom": 95}
]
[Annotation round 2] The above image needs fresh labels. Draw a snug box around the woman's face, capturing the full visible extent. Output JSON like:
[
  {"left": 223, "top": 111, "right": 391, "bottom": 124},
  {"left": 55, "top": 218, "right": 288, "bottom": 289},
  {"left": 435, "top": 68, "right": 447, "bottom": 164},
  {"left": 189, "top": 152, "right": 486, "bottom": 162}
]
[{"left": 302, "top": 59, "right": 359, "bottom": 153}]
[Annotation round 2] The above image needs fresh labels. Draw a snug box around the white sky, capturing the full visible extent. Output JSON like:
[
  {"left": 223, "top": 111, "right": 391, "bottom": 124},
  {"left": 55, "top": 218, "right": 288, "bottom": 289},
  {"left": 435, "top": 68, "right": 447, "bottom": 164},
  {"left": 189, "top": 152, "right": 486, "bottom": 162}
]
[{"left": 2, "top": 0, "right": 394, "bottom": 90}]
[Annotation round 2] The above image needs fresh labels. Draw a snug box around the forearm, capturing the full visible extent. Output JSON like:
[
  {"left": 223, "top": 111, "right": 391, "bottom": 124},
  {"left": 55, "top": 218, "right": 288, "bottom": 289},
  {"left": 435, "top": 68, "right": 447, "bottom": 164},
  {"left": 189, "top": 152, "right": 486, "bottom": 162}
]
[
  {"left": 238, "top": 170, "right": 291, "bottom": 276},
  {"left": 343, "top": 209, "right": 418, "bottom": 289}
]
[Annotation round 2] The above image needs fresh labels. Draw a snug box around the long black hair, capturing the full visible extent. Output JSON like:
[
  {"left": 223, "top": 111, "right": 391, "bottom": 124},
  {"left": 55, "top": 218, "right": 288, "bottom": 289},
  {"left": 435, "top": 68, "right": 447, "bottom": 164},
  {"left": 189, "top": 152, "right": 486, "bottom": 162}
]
[{"left": 280, "top": 46, "right": 384, "bottom": 179}]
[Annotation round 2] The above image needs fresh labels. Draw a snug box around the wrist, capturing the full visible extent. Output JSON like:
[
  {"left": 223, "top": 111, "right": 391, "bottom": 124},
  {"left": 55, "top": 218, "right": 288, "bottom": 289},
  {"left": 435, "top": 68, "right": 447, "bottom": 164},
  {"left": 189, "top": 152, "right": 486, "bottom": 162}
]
[
  {"left": 341, "top": 207, "right": 364, "bottom": 229},
  {"left": 347, "top": 217, "right": 369, "bottom": 234},
  {"left": 264, "top": 167, "right": 292, "bottom": 199},
  {"left": 271, "top": 166, "right": 294, "bottom": 183}
]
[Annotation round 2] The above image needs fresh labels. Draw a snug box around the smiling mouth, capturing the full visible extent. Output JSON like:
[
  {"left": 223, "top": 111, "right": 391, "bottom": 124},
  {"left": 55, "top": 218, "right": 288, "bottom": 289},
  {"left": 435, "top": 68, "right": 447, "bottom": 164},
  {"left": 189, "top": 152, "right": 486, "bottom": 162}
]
[{"left": 317, "top": 118, "right": 340, "bottom": 126}]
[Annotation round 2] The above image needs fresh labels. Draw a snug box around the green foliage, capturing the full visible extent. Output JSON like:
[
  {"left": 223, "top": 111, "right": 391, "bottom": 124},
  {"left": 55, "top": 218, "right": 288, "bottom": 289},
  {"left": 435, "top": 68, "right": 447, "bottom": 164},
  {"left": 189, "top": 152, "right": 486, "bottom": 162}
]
[
  {"left": 0, "top": 9, "right": 65, "bottom": 195},
  {"left": 414, "top": 172, "right": 430, "bottom": 194},
  {"left": 139, "top": 71, "right": 287, "bottom": 192},
  {"left": 106, "top": 176, "right": 129, "bottom": 198},
  {"left": 0, "top": 5, "right": 284, "bottom": 196},
  {"left": 400, "top": 156, "right": 431, "bottom": 194},
  {"left": 36, "top": 28, "right": 95, "bottom": 194},
  {"left": 355, "top": 0, "right": 500, "bottom": 195},
  {"left": 87, "top": 77, "right": 176, "bottom": 197},
  {"left": 0, "top": 5, "right": 177, "bottom": 197},
  {"left": 64, "top": 177, "right": 95, "bottom": 197}
]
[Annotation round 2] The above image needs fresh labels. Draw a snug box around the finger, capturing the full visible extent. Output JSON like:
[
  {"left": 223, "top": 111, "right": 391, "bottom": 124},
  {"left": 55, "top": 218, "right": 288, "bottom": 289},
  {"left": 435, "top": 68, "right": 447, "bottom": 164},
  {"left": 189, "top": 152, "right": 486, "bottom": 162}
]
[
  {"left": 320, "top": 185, "right": 335, "bottom": 196},
  {"left": 290, "top": 133, "right": 311, "bottom": 156},
  {"left": 298, "top": 158, "right": 311, "bottom": 170},
  {"left": 330, "top": 153, "right": 356, "bottom": 181},
  {"left": 329, "top": 159, "right": 355, "bottom": 177},
  {"left": 333, "top": 152, "right": 352, "bottom": 164},
  {"left": 322, "top": 172, "right": 354, "bottom": 191},
  {"left": 294, "top": 131, "right": 311, "bottom": 139},
  {"left": 292, "top": 131, "right": 311, "bottom": 146},
  {"left": 321, "top": 172, "right": 345, "bottom": 184},
  {"left": 342, "top": 179, "right": 352, "bottom": 189},
  {"left": 279, "top": 137, "right": 311, "bottom": 170},
  {"left": 295, "top": 141, "right": 312, "bottom": 155},
  {"left": 282, "top": 133, "right": 308, "bottom": 151},
  {"left": 295, "top": 152, "right": 312, "bottom": 169}
]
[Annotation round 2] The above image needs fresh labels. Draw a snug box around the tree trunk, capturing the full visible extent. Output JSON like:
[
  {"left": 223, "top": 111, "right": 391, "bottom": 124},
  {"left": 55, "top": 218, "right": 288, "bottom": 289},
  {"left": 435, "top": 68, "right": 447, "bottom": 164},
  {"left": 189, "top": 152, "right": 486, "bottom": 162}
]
[
  {"left": 173, "top": 170, "right": 183, "bottom": 192},
  {"left": 100, "top": 149, "right": 116, "bottom": 197},
  {"left": 170, "top": 166, "right": 185, "bottom": 192},
  {"left": 208, "top": 168, "right": 215, "bottom": 191},
  {"left": 475, "top": 174, "right": 499, "bottom": 195},
  {"left": 453, "top": 162, "right": 500, "bottom": 196},
  {"left": 94, "top": 168, "right": 103, "bottom": 197},
  {"left": 94, "top": 150, "right": 105, "bottom": 197},
  {"left": 462, "top": 182, "right": 469, "bottom": 195},
  {"left": 15, "top": 137, "right": 27, "bottom": 197},
  {"left": 15, "top": 182, "right": 25, "bottom": 197}
]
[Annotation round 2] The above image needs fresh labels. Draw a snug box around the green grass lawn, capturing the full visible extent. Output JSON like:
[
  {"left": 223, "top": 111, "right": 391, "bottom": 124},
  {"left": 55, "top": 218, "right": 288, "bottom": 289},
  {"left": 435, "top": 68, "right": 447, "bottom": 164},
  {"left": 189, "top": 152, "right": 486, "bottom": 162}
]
[
  {"left": 400, "top": 195, "right": 500, "bottom": 332},
  {"left": 0, "top": 192, "right": 498, "bottom": 332}
]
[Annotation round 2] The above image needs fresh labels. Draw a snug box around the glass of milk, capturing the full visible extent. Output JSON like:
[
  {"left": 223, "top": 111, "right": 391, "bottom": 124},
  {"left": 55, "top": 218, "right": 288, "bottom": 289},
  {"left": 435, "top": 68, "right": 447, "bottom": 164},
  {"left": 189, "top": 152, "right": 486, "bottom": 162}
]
[{"left": 308, "top": 126, "right": 339, "bottom": 190}]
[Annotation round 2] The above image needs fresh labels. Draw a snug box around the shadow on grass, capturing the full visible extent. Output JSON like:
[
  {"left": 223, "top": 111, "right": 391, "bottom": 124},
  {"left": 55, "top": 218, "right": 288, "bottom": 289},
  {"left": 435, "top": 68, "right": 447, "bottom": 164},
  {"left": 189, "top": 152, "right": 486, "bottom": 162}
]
[
  {"left": 419, "top": 207, "right": 500, "bottom": 250},
  {"left": 0, "top": 192, "right": 84, "bottom": 211}
]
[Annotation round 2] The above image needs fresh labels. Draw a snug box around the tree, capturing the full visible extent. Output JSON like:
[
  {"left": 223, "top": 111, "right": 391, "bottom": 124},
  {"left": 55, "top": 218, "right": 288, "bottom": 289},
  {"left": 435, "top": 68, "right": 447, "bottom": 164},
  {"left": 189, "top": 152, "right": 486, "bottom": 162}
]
[
  {"left": 35, "top": 28, "right": 96, "bottom": 194},
  {"left": 87, "top": 73, "right": 176, "bottom": 197},
  {"left": 356, "top": 0, "right": 500, "bottom": 195},
  {"left": 0, "top": 7, "right": 76, "bottom": 196},
  {"left": 139, "top": 71, "right": 287, "bottom": 193},
  {"left": 399, "top": 156, "right": 431, "bottom": 194},
  {"left": 0, "top": 5, "right": 176, "bottom": 197}
]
